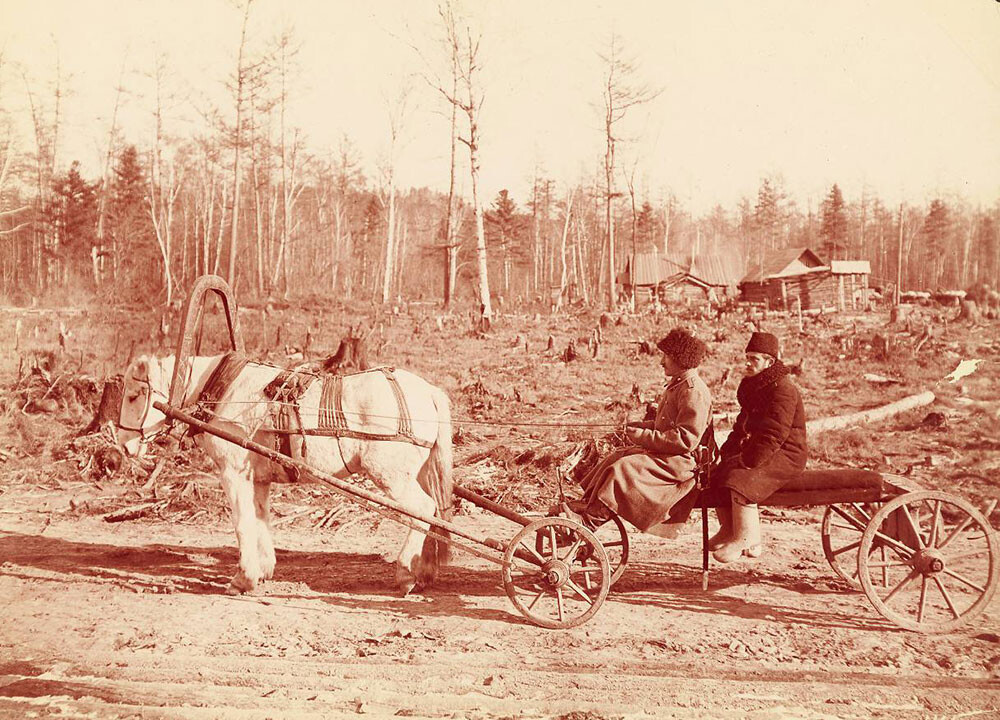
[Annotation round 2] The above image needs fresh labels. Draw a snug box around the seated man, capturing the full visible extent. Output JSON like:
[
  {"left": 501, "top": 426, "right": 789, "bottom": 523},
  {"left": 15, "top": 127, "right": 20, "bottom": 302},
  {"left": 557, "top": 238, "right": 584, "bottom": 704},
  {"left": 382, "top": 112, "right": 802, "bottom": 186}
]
[
  {"left": 564, "top": 327, "right": 712, "bottom": 535},
  {"left": 710, "top": 331, "right": 808, "bottom": 562}
]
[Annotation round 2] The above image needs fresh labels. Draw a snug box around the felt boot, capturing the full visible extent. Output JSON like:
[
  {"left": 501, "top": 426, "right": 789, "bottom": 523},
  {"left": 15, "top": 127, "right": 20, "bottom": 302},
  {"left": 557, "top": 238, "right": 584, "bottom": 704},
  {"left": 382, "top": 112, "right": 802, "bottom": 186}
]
[
  {"left": 712, "top": 494, "right": 762, "bottom": 563},
  {"left": 707, "top": 505, "right": 732, "bottom": 551}
]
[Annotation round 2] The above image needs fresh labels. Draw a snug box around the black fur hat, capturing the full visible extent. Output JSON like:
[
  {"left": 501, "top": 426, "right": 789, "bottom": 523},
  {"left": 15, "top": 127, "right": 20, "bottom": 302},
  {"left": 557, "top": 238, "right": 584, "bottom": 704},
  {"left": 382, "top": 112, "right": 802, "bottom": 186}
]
[
  {"left": 745, "top": 331, "right": 780, "bottom": 358},
  {"left": 656, "top": 328, "right": 707, "bottom": 369}
]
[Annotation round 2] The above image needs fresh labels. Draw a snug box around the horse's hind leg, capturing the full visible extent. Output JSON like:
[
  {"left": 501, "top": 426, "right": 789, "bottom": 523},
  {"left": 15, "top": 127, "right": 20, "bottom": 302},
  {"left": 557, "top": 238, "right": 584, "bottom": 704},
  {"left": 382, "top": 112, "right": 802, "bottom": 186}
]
[
  {"left": 221, "top": 464, "right": 262, "bottom": 594},
  {"left": 394, "top": 482, "right": 438, "bottom": 595},
  {"left": 253, "top": 481, "right": 276, "bottom": 581}
]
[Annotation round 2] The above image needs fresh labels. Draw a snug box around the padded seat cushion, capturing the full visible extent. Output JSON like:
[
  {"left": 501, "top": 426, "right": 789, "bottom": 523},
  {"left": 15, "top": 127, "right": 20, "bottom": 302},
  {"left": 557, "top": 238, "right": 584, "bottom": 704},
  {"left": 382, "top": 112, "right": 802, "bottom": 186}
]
[
  {"left": 781, "top": 468, "right": 883, "bottom": 493},
  {"left": 699, "top": 468, "right": 886, "bottom": 508}
]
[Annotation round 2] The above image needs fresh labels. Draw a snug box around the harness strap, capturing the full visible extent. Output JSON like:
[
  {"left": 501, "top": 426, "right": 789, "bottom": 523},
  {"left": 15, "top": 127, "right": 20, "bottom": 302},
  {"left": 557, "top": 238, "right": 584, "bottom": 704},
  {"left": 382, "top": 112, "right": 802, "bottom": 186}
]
[
  {"left": 262, "top": 369, "right": 315, "bottom": 462},
  {"left": 333, "top": 375, "right": 349, "bottom": 431},
  {"left": 304, "top": 366, "right": 433, "bottom": 448},
  {"left": 381, "top": 367, "right": 414, "bottom": 439}
]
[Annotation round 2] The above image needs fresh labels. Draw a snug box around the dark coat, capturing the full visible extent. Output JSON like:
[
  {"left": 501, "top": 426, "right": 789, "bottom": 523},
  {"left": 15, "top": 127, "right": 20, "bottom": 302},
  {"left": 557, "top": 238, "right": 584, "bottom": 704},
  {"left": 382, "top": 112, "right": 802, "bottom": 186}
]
[
  {"left": 713, "top": 361, "right": 807, "bottom": 503},
  {"left": 580, "top": 368, "right": 712, "bottom": 531}
]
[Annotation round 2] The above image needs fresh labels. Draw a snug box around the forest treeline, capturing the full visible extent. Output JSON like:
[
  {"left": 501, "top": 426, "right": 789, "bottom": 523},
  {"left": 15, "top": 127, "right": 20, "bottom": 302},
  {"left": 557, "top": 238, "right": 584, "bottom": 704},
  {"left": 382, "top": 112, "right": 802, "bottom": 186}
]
[
  {"left": 3, "top": 142, "right": 996, "bottom": 310},
  {"left": 1, "top": 4, "right": 998, "bottom": 310}
]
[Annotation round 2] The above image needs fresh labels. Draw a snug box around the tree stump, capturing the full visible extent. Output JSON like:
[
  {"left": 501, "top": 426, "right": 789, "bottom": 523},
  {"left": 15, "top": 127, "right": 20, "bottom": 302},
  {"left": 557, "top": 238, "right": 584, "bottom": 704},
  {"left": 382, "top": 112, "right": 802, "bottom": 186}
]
[
  {"left": 321, "top": 334, "right": 370, "bottom": 374},
  {"left": 956, "top": 300, "right": 980, "bottom": 324},
  {"left": 81, "top": 376, "right": 124, "bottom": 435}
]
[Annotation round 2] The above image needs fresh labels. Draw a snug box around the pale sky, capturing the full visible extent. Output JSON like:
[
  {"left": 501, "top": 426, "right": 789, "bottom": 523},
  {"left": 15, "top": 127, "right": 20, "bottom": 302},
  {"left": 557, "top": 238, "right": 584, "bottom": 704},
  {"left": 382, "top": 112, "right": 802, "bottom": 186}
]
[{"left": 2, "top": 0, "right": 999, "bottom": 215}]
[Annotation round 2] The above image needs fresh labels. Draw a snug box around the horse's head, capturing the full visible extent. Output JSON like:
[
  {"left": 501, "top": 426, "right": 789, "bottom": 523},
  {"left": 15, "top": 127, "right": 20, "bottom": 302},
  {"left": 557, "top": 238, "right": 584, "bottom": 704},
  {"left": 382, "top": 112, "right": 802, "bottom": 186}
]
[{"left": 118, "top": 355, "right": 174, "bottom": 456}]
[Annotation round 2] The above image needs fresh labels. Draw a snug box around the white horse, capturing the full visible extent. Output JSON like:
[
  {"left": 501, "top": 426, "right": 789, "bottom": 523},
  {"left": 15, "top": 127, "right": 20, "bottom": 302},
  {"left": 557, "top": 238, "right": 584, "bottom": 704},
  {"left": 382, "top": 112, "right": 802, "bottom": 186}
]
[{"left": 117, "top": 353, "right": 454, "bottom": 595}]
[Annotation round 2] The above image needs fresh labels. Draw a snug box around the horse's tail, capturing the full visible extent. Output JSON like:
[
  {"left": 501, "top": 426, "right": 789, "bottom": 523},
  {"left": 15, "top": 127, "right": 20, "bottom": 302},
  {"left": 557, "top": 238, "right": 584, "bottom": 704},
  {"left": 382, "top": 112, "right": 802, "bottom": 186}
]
[{"left": 418, "top": 386, "right": 454, "bottom": 574}]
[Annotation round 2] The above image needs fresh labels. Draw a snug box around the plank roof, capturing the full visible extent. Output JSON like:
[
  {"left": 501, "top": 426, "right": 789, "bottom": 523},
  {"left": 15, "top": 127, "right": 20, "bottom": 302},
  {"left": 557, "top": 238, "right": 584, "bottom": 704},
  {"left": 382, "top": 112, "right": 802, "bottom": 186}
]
[
  {"left": 830, "top": 260, "right": 871, "bottom": 275},
  {"left": 741, "top": 247, "right": 828, "bottom": 284}
]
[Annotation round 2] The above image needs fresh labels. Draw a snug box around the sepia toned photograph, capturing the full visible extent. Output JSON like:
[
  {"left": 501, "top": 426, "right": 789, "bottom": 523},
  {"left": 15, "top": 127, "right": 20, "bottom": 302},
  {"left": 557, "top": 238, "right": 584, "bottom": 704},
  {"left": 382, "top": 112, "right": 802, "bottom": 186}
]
[{"left": 1, "top": 1, "right": 999, "bottom": 717}]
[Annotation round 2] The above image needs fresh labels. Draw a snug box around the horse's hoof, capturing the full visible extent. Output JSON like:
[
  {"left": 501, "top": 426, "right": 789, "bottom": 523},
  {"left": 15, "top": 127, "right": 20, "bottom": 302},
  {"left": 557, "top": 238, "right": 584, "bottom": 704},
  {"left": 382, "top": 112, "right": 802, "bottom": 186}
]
[{"left": 227, "top": 570, "right": 257, "bottom": 595}]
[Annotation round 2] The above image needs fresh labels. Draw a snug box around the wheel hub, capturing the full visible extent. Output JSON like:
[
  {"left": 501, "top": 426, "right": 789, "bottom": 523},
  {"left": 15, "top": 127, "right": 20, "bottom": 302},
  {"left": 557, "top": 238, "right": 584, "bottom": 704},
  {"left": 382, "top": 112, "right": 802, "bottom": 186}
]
[
  {"left": 913, "top": 548, "right": 946, "bottom": 575},
  {"left": 541, "top": 559, "right": 570, "bottom": 588}
]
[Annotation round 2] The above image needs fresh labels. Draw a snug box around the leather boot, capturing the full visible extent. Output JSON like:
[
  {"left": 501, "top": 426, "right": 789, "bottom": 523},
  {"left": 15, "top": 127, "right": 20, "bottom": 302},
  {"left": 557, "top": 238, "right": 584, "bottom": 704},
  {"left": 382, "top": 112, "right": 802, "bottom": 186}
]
[
  {"left": 562, "top": 500, "right": 611, "bottom": 531},
  {"left": 712, "top": 494, "right": 762, "bottom": 563},
  {"left": 707, "top": 505, "right": 732, "bottom": 551}
]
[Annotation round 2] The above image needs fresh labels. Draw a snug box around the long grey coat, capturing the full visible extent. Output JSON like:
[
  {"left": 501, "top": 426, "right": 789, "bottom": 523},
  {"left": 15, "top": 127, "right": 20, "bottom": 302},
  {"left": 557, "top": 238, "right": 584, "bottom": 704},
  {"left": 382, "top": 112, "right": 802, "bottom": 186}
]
[{"left": 579, "top": 369, "right": 712, "bottom": 532}]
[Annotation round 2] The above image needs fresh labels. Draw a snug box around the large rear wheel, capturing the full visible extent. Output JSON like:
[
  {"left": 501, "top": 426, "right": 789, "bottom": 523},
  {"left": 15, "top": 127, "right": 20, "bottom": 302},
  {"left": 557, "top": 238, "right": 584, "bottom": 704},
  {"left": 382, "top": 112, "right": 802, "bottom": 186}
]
[{"left": 858, "top": 491, "right": 999, "bottom": 633}]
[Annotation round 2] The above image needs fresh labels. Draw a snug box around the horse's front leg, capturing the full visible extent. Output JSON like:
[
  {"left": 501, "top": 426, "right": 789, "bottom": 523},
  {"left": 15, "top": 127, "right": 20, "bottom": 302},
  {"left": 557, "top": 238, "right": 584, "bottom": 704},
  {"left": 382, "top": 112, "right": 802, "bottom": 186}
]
[
  {"left": 253, "top": 481, "right": 275, "bottom": 581},
  {"left": 221, "top": 463, "right": 262, "bottom": 594}
]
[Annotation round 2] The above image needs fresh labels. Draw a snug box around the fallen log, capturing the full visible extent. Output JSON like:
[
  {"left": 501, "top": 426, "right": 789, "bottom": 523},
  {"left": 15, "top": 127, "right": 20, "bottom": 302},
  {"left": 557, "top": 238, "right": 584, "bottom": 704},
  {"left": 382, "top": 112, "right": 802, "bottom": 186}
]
[
  {"left": 103, "top": 500, "right": 168, "bottom": 523},
  {"left": 714, "top": 390, "right": 936, "bottom": 446},
  {"left": 806, "top": 390, "right": 936, "bottom": 434}
]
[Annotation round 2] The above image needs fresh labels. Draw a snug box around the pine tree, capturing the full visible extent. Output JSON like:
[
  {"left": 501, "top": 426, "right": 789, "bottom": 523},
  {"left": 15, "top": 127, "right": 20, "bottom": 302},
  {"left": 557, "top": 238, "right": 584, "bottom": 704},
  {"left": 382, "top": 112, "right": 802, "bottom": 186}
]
[
  {"left": 48, "top": 161, "right": 99, "bottom": 282},
  {"left": 106, "top": 145, "right": 153, "bottom": 295},
  {"left": 923, "top": 199, "right": 951, "bottom": 288},
  {"left": 636, "top": 200, "right": 657, "bottom": 252},
  {"left": 752, "top": 178, "right": 784, "bottom": 269},
  {"left": 975, "top": 215, "right": 998, "bottom": 287},
  {"left": 819, "top": 183, "right": 848, "bottom": 261},
  {"left": 360, "top": 194, "right": 382, "bottom": 295},
  {"left": 110, "top": 146, "right": 149, "bottom": 249},
  {"left": 485, "top": 189, "right": 519, "bottom": 297}
]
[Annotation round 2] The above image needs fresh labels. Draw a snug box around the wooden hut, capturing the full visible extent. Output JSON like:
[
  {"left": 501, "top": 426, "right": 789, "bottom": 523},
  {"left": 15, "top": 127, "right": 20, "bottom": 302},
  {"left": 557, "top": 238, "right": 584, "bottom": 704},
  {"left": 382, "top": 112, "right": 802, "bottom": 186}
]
[
  {"left": 739, "top": 248, "right": 836, "bottom": 311},
  {"left": 618, "top": 253, "right": 687, "bottom": 304},
  {"left": 621, "top": 251, "right": 745, "bottom": 306},
  {"left": 660, "top": 251, "right": 744, "bottom": 303}
]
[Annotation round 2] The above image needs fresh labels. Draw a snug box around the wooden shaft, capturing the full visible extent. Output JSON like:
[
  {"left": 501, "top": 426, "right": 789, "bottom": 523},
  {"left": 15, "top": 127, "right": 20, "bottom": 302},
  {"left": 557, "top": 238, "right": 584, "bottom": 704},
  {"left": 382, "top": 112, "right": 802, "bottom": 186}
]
[{"left": 454, "top": 485, "right": 532, "bottom": 527}]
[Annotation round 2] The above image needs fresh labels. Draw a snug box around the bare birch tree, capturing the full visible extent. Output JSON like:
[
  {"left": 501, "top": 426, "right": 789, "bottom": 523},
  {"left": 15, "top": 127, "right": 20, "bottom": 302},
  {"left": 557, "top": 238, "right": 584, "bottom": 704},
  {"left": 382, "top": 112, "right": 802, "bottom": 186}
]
[
  {"left": 441, "top": 2, "right": 462, "bottom": 310},
  {"left": 95, "top": 54, "right": 129, "bottom": 285},
  {"left": 555, "top": 189, "right": 575, "bottom": 309},
  {"left": 147, "top": 52, "right": 182, "bottom": 304},
  {"left": 269, "top": 26, "right": 304, "bottom": 297},
  {"left": 226, "top": 0, "right": 254, "bottom": 286},
  {"left": 599, "top": 32, "right": 660, "bottom": 309},
  {"left": 379, "top": 82, "right": 412, "bottom": 304},
  {"left": 0, "top": 51, "right": 30, "bottom": 242},
  {"left": 438, "top": 5, "right": 492, "bottom": 323},
  {"left": 21, "top": 41, "right": 64, "bottom": 290}
]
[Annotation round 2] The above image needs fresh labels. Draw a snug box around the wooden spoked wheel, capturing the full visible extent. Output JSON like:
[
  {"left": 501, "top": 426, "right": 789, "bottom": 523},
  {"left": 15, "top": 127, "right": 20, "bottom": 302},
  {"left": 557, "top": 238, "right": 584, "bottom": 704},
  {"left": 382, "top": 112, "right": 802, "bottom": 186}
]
[
  {"left": 503, "top": 517, "right": 610, "bottom": 629},
  {"left": 821, "top": 503, "right": 882, "bottom": 589},
  {"left": 857, "top": 491, "right": 999, "bottom": 633},
  {"left": 536, "top": 514, "right": 630, "bottom": 587}
]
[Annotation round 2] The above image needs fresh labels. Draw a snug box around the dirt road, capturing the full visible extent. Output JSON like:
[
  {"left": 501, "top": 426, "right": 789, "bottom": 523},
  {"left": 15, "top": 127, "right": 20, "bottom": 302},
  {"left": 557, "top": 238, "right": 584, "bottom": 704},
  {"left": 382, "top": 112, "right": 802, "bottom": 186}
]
[{"left": 2, "top": 494, "right": 998, "bottom": 720}]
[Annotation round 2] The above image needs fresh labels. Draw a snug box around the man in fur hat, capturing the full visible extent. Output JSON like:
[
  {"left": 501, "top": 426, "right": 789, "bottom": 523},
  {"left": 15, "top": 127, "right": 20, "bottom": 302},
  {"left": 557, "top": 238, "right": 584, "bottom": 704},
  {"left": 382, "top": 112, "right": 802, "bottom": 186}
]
[
  {"left": 709, "top": 331, "right": 808, "bottom": 562},
  {"left": 563, "top": 327, "right": 713, "bottom": 535}
]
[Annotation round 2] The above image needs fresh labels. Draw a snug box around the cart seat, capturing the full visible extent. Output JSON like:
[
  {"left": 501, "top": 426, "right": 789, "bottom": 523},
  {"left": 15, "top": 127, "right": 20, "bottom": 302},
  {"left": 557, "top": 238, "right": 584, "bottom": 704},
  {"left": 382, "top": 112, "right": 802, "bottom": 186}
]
[
  {"left": 700, "top": 468, "right": 886, "bottom": 508},
  {"left": 765, "top": 468, "right": 885, "bottom": 507}
]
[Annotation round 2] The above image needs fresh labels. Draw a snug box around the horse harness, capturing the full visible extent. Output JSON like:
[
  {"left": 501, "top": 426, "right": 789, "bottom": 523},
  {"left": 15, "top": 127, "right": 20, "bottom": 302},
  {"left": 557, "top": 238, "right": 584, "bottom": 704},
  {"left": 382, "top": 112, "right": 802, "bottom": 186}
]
[{"left": 189, "top": 353, "right": 432, "bottom": 475}]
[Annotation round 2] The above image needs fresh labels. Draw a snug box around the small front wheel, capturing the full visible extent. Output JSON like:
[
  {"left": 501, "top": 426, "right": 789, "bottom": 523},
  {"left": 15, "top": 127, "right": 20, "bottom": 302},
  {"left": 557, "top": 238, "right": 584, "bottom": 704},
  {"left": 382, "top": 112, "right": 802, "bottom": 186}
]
[
  {"left": 537, "top": 513, "right": 630, "bottom": 587},
  {"left": 502, "top": 517, "right": 610, "bottom": 629}
]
